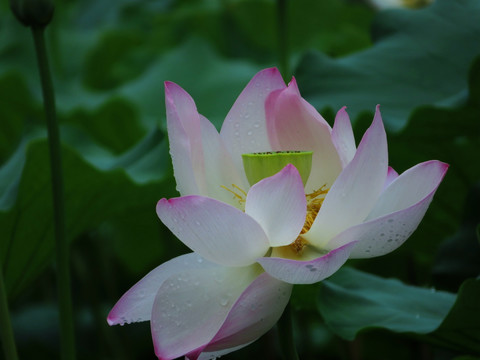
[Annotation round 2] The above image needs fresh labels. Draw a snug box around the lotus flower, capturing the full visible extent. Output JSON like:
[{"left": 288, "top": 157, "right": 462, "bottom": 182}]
[{"left": 108, "top": 68, "right": 447, "bottom": 360}]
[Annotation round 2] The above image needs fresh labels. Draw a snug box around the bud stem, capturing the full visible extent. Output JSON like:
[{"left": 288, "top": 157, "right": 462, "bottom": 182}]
[
  {"left": 0, "top": 260, "right": 19, "bottom": 360},
  {"left": 31, "top": 26, "right": 76, "bottom": 360}
]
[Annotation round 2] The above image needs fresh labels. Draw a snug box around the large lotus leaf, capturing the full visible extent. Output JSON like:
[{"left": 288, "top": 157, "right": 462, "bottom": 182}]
[
  {"left": 317, "top": 267, "right": 456, "bottom": 340},
  {"left": 0, "top": 128, "right": 176, "bottom": 298},
  {"left": 430, "top": 279, "right": 480, "bottom": 354},
  {"left": 318, "top": 268, "right": 480, "bottom": 354},
  {"left": 295, "top": 0, "right": 480, "bottom": 131}
]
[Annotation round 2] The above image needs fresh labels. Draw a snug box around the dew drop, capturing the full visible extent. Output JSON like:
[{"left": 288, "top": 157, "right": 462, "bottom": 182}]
[
  {"left": 195, "top": 220, "right": 201, "bottom": 226},
  {"left": 247, "top": 130, "right": 253, "bottom": 136},
  {"left": 253, "top": 122, "right": 260, "bottom": 128},
  {"left": 234, "top": 122, "right": 240, "bottom": 128},
  {"left": 220, "top": 297, "right": 229, "bottom": 306}
]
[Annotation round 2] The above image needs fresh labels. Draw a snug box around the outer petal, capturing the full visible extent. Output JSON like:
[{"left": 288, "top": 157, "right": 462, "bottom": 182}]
[
  {"left": 324, "top": 162, "right": 448, "bottom": 258},
  {"left": 157, "top": 196, "right": 270, "bottom": 267},
  {"left": 107, "top": 253, "right": 212, "bottom": 325},
  {"left": 331, "top": 106, "right": 356, "bottom": 168},
  {"left": 304, "top": 106, "right": 388, "bottom": 248},
  {"left": 383, "top": 166, "right": 399, "bottom": 190},
  {"left": 165, "top": 82, "right": 205, "bottom": 195},
  {"left": 195, "top": 344, "right": 251, "bottom": 360},
  {"left": 245, "top": 164, "right": 306, "bottom": 247},
  {"left": 199, "top": 115, "right": 247, "bottom": 208},
  {"left": 367, "top": 160, "right": 448, "bottom": 220},
  {"left": 188, "top": 273, "right": 292, "bottom": 359},
  {"left": 220, "top": 68, "right": 286, "bottom": 178},
  {"left": 257, "top": 241, "right": 357, "bottom": 284},
  {"left": 151, "top": 264, "right": 262, "bottom": 360},
  {"left": 266, "top": 78, "right": 342, "bottom": 192}
]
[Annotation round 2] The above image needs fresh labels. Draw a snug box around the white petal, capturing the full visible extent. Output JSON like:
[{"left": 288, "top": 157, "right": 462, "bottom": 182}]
[
  {"left": 257, "top": 242, "right": 356, "bottom": 284},
  {"left": 220, "top": 68, "right": 286, "bottom": 176},
  {"left": 265, "top": 79, "right": 342, "bottom": 192},
  {"left": 151, "top": 265, "right": 262, "bottom": 359},
  {"left": 107, "top": 253, "right": 212, "bottom": 325},
  {"left": 245, "top": 164, "right": 306, "bottom": 247},
  {"left": 199, "top": 115, "right": 247, "bottom": 208},
  {"left": 331, "top": 106, "right": 356, "bottom": 168},
  {"left": 157, "top": 196, "right": 270, "bottom": 267},
  {"left": 202, "top": 273, "right": 292, "bottom": 352},
  {"left": 304, "top": 106, "right": 388, "bottom": 248},
  {"left": 324, "top": 162, "right": 447, "bottom": 258},
  {"left": 367, "top": 160, "right": 448, "bottom": 220},
  {"left": 165, "top": 82, "right": 206, "bottom": 195}
]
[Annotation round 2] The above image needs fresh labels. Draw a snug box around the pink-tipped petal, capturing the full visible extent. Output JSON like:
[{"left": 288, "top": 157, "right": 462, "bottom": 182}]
[
  {"left": 265, "top": 79, "right": 342, "bottom": 192},
  {"left": 324, "top": 162, "right": 448, "bottom": 258},
  {"left": 257, "top": 242, "right": 357, "bottom": 284},
  {"left": 245, "top": 164, "right": 306, "bottom": 247},
  {"left": 331, "top": 106, "right": 356, "bottom": 168},
  {"left": 220, "top": 68, "right": 286, "bottom": 175},
  {"left": 151, "top": 265, "right": 261, "bottom": 360},
  {"left": 195, "top": 343, "right": 252, "bottom": 360},
  {"left": 383, "top": 166, "right": 399, "bottom": 191},
  {"left": 157, "top": 196, "right": 270, "bottom": 267},
  {"left": 198, "top": 115, "right": 247, "bottom": 208},
  {"left": 203, "top": 273, "right": 292, "bottom": 352},
  {"left": 304, "top": 106, "right": 388, "bottom": 248},
  {"left": 107, "top": 253, "right": 212, "bottom": 326},
  {"left": 165, "top": 82, "right": 205, "bottom": 195},
  {"left": 368, "top": 160, "right": 448, "bottom": 220}
]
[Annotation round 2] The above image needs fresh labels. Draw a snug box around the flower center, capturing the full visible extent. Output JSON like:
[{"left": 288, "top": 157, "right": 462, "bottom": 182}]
[{"left": 290, "top": 185, "right": 328, "bottom": 254}]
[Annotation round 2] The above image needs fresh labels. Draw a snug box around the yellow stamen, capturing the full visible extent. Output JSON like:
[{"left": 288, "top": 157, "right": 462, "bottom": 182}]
[
  {"left": 221, "top": 184, "right": 247, "bottom": 205},
  {"left": 291, "top": 185, "right": 329, "bottom": 254}
]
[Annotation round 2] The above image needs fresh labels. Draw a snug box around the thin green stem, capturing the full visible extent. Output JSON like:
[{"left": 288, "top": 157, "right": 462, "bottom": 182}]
[
  {"left": 31, "top": 26, "right": 76, "bottom": 360},
  {"left": 277, "top": 301, "right": 299, "bottom": 360},
  {"left": 0, "top": 262, "right": 19, "bottom": 360},
  {"left": 276, "top": 0, "right": 289, "bottom": 81}
]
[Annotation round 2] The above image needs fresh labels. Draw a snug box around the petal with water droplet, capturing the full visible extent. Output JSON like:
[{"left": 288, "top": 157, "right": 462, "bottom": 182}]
[
  {"left": 107, "top": 253, "right": 214, "bottom": 326},
  {"left": 152, "top": 264, "right": 262, "bottom": 360}
]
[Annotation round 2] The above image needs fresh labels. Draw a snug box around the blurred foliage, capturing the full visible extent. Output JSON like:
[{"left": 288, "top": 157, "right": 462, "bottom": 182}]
[{"left": 0, "top": 0, "right": 479, "bottom": 359}]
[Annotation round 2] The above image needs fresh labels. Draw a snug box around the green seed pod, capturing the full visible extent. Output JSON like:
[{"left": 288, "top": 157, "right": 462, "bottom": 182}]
[{"left": 242, "top": 151, "right": 313, "bottom": 186}]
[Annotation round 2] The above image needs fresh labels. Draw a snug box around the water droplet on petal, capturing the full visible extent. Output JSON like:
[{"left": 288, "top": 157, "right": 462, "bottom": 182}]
[{"left": 219, "top": 297, "right": 229, "bottom": 306}]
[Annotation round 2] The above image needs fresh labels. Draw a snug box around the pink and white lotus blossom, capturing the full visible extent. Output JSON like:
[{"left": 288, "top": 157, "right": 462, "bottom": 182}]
[{"left": 108, "top": 68, "right": 448, "bottom": 360}]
